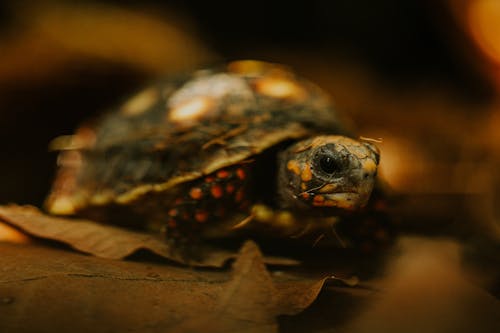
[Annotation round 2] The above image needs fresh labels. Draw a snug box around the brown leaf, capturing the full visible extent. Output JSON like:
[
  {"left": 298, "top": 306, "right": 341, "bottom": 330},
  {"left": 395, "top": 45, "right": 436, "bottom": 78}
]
[
  {"left": 0, "top": 240, "right": 328, "bottom": 333},
  {"left": 174, "top": 241, "right": 330, "bottom": 333},
  {"left": 0, "top": 205, "right": 298, "bottom": 267}
]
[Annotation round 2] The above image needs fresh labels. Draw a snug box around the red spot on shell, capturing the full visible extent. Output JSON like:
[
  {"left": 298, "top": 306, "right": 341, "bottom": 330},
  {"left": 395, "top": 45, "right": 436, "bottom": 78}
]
[
  {"left": 195, "top": 211, "right": 208, "bottom": 223},
  {"left": 301, "top": 192, "right": 310, "bottom": 200},
  {"left": 211, "top": 185, "right": 223, "bottom": 198},
  {"left": 235, "top": 189, "right": 244, "bottom": 202},
  {"left": 174, "top": 198, "right": 183, "bottom": 205},
  {"left": 190, "top": 187, "right": 203, "bottom": 200},
  {"left": 217, "top": 170, "right": 230, "bottom": 179},
  {"left": 204, "top": 176, "right": 215, "bottom": 183},
  {"left": 168, "top": 219, "right": 177, "bottom": 228},
  {"left": 216, "top": 207, "right": 225, "bottom": 217},
  {"left": 168, "top": 209, "right": 178, "bottom": 217},
  {"left": 236, "top": 168, "right": 246, "bottom": 180},
  {"left": 225, "top": 184, "right": 235, "bottom": 194}
]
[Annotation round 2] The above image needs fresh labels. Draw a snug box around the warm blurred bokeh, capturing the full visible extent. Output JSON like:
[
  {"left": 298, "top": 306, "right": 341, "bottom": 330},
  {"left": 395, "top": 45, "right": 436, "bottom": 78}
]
[{"left": 0, "top": 0, "right": 498, "bottom": 326}]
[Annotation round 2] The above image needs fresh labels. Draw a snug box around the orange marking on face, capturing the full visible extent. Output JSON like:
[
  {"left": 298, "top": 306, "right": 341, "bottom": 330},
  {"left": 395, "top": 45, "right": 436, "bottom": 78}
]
[
  {"left": 211, "top": 185, "right": 223, "bottom": 198},
  {"left": 226, "top": 184, "right": 235, "bottom": 194},
  {"left": 236, "top": 168, "right": 246, "bottom": 180},
  {"left": 287, "top": 160, "right": 301, "bottom": 175},
  {"left": 312, "top": 195, "right": 325, "bottom": 205},
  {"left": 168, "top": 208, "right": 178, "bottom": 217},
  {"left": 217, "top": 170, "right": 230, "bottom": 179},
  {"left": 189, "top": 187, "right": 203, "bottom": 200},
  {"left": 195, "top": 211, "right": 208, "bottom": 223},
  {"left": 301, "top": 164, "right": 312, "bottom": 182},
  {"left": 362, "top": 159, "right": 377, "bottom": 174}
]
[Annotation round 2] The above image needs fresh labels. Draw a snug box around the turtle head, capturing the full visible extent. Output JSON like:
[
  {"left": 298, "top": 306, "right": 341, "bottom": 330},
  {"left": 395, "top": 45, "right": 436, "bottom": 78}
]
[{"left": 278, "top": 135, "right": 380, "bottom": 213}]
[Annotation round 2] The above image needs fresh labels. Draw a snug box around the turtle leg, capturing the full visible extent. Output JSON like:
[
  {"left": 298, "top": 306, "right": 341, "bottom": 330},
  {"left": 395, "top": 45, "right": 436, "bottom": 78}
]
[
  {"left": 162, "top": 164, "right": 251, "bottom": 259},
  {"left": 335, "top": 194, "right": 396, "bottom": 253},
  {"left": 248, "top": 199, "right": 395, "bottom": 252}
]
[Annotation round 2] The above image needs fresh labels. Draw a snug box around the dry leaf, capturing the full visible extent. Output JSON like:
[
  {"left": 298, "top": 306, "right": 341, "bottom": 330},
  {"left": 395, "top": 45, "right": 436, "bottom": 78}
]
[
  {"left": 173, "top": 241, "right": 330, "bottom": 333},
  {"left": 0, "top": 241, "right": 328, "bottom": 333},
  {"left": 0, "top": 205, "right": 298, "bottom": 267}
]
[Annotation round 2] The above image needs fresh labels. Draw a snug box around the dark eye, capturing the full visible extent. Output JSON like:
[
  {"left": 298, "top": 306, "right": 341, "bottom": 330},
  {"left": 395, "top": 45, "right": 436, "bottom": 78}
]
[{"left": 319, "top": 154, "right": 342, "bottom": 174}]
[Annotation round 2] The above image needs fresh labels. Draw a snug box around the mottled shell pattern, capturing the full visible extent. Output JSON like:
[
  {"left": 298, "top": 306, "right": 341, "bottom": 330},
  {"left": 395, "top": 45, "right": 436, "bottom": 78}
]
[{"left": 46, "top": 60, "right": 345, "bottom": 217}]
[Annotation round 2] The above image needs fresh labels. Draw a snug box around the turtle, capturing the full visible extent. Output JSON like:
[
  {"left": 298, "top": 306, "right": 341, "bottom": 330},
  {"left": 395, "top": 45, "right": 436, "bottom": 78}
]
[{"left": 46, "top": 60, "right": 391, "bottom": 257}]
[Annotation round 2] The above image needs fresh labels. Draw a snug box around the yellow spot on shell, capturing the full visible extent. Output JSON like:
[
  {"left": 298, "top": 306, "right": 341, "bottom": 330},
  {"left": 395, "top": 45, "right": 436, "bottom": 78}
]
[
  {"left": 287, "top": 160, "right": 301, "bottom": 175},
  {"left": 122, "top": 88, "right": 159, "bottom": 116},
  {"left": 0, "top": 222, "right": 30, "bottom": 244},
  {"left": 168, "top": 96, "right": 214, "bottom": 124},
  {"left": 301, "top": 164, "right": 312, "bottom": 182},
  {"left": 228, "top": 60, "right": 270, "bottom": 75},
  {"left": 91, "top": 191, "right": 115, "bottom": 205},
  {"left": 255, "top": 77, "right": 306, "bottom": 100},
  {"left": 47, "top": 197, "right": 76, "bottom": 215}
]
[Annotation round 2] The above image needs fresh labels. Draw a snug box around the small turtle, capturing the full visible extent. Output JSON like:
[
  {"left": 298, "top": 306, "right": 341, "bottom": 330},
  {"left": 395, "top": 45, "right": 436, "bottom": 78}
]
[{"left": 46, "top": 60, "right": 390, "bottom": 256}]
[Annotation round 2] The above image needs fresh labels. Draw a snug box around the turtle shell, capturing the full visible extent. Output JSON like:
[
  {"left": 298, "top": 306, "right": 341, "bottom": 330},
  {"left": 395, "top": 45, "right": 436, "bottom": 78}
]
[{"left": 46, "top": 60, "right": 357, "bottom": 232}]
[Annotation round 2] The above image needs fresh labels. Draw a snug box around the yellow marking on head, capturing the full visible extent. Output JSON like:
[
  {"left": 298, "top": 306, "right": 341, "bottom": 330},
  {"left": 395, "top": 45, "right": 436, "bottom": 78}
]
[
  {"left": 310, "top": 135, "right": 360, "bottom": 148},
  {"left": 168, "top": 96, "right": 215, "bottom": 124},
  {"left": 312, "top": 195, "right": 325, "bottom": 205},
  {"left": 318, "top": 184, "right": 337, "bottom": 193},
  {"left": 255, "top": 77, "right": 306, "bottom": 100},
  {"left": 287, "top": 159, "right": 301, "bottom": 175},
  {"left": 122, "top": 88, "right": 159, "bottom": 116},
  {"left": 322, "top": 200, "right": 338, "bottom": 207},
  {"left": 301, "top": 163, "right": 312, "bottom": 182},
  {"left": 362, "top": 159, "right": 377, "bottom": 174}
]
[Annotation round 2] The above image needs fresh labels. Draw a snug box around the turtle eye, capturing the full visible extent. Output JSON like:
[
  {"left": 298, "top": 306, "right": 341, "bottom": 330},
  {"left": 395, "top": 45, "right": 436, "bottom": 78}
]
[{"left": 318, "top": 154, "right": 342, "bottom": 174}]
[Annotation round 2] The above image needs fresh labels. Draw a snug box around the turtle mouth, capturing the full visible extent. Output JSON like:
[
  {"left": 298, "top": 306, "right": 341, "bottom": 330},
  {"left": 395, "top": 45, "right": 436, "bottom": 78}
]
[{"left": 312, "top": 191, "right": 365, "bottom": 210}]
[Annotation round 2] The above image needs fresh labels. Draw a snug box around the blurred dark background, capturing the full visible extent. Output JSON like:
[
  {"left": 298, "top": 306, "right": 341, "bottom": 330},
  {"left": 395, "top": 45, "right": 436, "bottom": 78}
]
[{"left": 0, "top": 0, "right": 497, "bottom": 213}]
